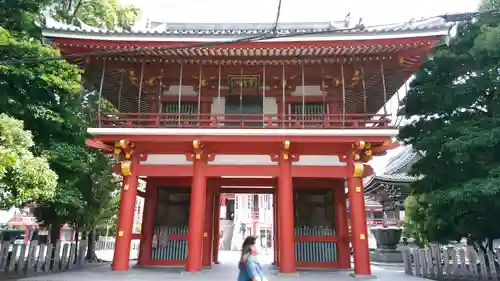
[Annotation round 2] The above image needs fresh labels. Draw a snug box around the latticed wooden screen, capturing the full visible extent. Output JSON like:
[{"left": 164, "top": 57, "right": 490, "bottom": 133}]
[
  {"left": 290, "top": 102, "right": 326, "bottom": 120},
  {"left": 161, "top": 102, "right": 197, "bottom": 126}
]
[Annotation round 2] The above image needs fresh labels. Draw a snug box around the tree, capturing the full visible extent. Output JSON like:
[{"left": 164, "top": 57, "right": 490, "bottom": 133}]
[
  {"left": 0, "top": 114, "right": 58, "bottom": 208},
  {"left": 0, "top": 0, "right": 51, "bottom": 38},
  {"left": 50, "top": 0, "right": 140, "bottom": 31},
  {"left": 1, "top": 0, "right": 135, "bottom": 261},
  {"left": 399, "top": 0, "right": 500, "bottom": 249}
]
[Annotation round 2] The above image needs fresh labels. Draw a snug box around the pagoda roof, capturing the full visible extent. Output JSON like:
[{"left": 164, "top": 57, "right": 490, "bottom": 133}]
[
  {"left": 364, "top": 145, "right": 423, "bottom": 194},
  {"left": 42, "top": 18, "right": 452, "bottom": 42}
]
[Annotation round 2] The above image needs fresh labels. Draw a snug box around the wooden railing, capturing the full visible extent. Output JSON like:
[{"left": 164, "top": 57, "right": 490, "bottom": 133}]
[{"left": 99, "top": 113, "right": 392, "bottom": 129}]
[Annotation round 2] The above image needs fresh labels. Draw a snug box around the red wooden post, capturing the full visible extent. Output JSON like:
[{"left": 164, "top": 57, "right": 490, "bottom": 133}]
[
  {"left": 202, "top": 183, "right": 215, "bottom": 267},
  {"left": 273, "top": 191, "right": 279, "bottom": 266},
  {"left": 334, "top": 185, "right": 351, "bottom": 269},
  {"left": 138, "top": 182, "right": 157, "bottom": 266},
  {"left": 185, "top": 157, "right": 207, "bottom": 272},
  {"left": 348, "top": 163, "right": 371, "bottom": 276},
  {"left": 212, "top": 189, "right": 221, "bottom": 264},
  {"left": 277, "top": 152, "right": 296, "bottom": 273},
  {"left": 112, "top": 160, "right": 139, "bottom": 271}
]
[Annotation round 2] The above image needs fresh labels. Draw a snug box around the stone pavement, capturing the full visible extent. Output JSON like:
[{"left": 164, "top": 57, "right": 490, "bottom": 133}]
[{"left": 22, "top": 251, "right": 421, "bottom": 281}]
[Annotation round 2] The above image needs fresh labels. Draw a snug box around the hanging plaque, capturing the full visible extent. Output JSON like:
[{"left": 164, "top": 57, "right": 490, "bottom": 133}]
[{"left": 227, "top": 75, "right": 260, "bottom": 92}]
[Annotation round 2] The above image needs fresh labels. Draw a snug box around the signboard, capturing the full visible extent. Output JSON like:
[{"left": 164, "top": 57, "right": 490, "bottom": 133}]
[{"left": 227, "top": 75, "right": 260, "bottom": 92}]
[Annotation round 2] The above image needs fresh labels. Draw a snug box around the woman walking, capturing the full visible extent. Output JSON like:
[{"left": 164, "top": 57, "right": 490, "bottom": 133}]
[{"left": 237, "top": 236, "right": 266, "bottom": 281}]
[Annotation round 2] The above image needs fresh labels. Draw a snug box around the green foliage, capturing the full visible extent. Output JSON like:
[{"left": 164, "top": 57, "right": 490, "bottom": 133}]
[
  {"left": 0, "top": 27, "right": 83, "bottom": 147},
  {"left": 0, "top": 114, "right": 57, "bottom": 208},
  {"left": 0, "top": 25, "right": 120, "bottom": 243},
  {"left": 50, "top": 0, "right": 140, "bottom": 30},
  {"left": 399, "top": 1, "right": 500, "bottom": 246},
  {"left": 0, "top": 0, "right": 51, "bottom": 38}
]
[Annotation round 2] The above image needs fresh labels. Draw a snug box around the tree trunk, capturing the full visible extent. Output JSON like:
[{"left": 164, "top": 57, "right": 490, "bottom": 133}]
[
  {"left": 74, "top": 227, "right": 79, "bottom": 264},
  {"left": 50, "top": 224, "right": 60, "bottom": 245},
  {"left": 85, "top": 229, "right": 99, "bottom": 262},
  {"left": 49, "top": 224, "right": 60, "bottom": 269}
]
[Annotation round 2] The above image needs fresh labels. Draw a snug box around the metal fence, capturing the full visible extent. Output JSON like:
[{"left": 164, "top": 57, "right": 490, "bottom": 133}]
[
  {"left": 402, "top": 244, "right": 500, "bottom": 280},
  {"left": 94, "top": 240, "right": 140, "bottom": 251},
  {"left": 0, "top": 240, "right": 88, "bottom": 278}
]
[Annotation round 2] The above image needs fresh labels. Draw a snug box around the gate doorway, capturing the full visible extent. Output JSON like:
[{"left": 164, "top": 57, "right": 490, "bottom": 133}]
[{"left": 216, "top": 191, "right": 275, "bottom": 265}]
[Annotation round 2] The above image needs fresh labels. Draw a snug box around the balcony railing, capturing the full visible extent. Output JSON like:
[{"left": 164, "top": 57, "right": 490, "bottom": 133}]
[{"left": 99, "top": 113, "right": 392, "bottom": 129}]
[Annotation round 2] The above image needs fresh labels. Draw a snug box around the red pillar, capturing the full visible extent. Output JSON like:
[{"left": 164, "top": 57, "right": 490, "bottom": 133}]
[
  {"left": 348, "top": 167, "right": 371, "bottom": 276},
  {"left": 273, "top": 191, "right": 279, "bottom": 266},
  {"left": 334, "top": 186, "right": 351, "bottom": 269},
  {"left": 212, "top": 189, "right": 221, "bottom": 264},
  {"left": 202, "top": 183, "right": 215, "bottom": 267},
  {"left": 277, "top": 154, "right": 295, "bottom": 273},
  {"left": 112, "top": 162, "right": 139, "bottom": 271},
  {"left": 186, "top": 157, "right": 207, "bottom": 272},
  {"left": 138, "top": 182, "right": 157, "bottom": 266}
]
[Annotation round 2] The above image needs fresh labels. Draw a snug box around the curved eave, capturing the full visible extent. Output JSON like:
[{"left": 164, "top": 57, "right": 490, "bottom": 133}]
[{"left": 41, "top": 27, "right": 450, "bottom": 43}]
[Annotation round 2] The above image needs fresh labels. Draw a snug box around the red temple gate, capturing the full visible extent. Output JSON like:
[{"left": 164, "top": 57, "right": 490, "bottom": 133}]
[{"left": 42, "top": 19, "right": 449, "bottom": 277}]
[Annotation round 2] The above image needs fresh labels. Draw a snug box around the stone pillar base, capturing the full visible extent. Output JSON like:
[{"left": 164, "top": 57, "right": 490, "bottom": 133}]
[{"left": 370, "top": 249, "right": 403, "bottom": 263}]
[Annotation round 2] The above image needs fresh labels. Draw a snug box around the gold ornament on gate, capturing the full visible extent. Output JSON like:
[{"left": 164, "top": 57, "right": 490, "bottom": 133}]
[
  {"left": 121, "top": 160, "right": 132, "bottom": 177},
  {"left": 352, "top": 151, "right": 361, "bottom": 161},
  {"left": 125, "top": 150, "right": 133, "bottom": 160},
  {"left": 354, "top": 140, "right": 366, "bottom": 150},
  {"left": 192, "top": 140, "right": 202, "bottom": 160},
  {"left": 193, "top": 140, "right": 201, "bottom": 149},
  {"left": 353, "top": 163, "right": 364, "bottom": 177},
  {"left": 119, "top": 139, "right": 129, "bottom": 149},
  {"left": 282, "top": 140, "right": 291, "bottom": 160}
]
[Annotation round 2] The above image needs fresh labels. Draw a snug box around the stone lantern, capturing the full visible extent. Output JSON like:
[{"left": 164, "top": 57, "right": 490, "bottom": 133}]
[{"left": 370, "top": 227, "right": 404, "bottom": 263}]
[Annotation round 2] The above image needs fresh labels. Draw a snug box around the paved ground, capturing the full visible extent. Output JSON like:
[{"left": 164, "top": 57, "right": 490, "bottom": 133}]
[{"left": 22, "top": 251, "right": 420, "bottom": 281}]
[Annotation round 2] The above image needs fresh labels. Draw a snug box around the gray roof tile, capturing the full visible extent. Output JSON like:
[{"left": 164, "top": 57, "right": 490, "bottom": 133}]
[{"left": 43, "top": 17, "right": 451, "bottom": 37}]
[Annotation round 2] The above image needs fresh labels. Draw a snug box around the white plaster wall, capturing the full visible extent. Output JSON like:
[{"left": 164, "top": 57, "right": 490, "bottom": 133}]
[
  {"left": 212, "top": 155, "right": 276, "bottom": 165},
  {"left": 263, "top": 97, "right": 278, "bottom": 115},
  {"left": 140, "top": 154, "right": 191, "bottom": 165},
  {"left": 141, "top": 154, "right": 345, "bottom": 166},
  {"left": 211, "top": 97, "right": 225, "bottom": 115},
  {"left": 292, "top": 155, "right": 346, "bottom": 166},
  {"left": 163, "top": 86, "right": 198, "bottom": 96},
  {"left": 290, "top": 85, "right": 323, "bottom": 96}
]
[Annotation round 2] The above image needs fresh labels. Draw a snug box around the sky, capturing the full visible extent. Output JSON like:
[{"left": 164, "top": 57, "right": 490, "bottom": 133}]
[{"left": 122, "top": 0, "right": 480, "bottom": 26}]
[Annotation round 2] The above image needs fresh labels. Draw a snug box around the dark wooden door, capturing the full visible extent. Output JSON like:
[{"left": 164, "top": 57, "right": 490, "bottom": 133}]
[{"left": 224, "top": 96, "right": 263, "bottom": 127}]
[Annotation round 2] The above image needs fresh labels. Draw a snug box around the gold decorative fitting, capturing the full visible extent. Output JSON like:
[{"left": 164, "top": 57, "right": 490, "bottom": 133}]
[
  {"left": 353, "top": 154, "right": 360, "bottom": 161},
  {"left": 114, "top": 148, "right": 121, "bottom": 155},
  {"left": 355, "top": 140, "right": 366, "bottom": 150},
  {"left": 125, "top": 151, "right": 133, "bottom": 160},
  {"left": 352, "top": 163, "right": 364, "bottom": 177},
  {"left": 121, "top": 160, "right": 132, "bottom": 177},
  {"left": 193, "top": 140, "right": 201, "bottom": 149},
  {"left": 282, "top": 140, "right": 291, "bottom": 160},
  {"left": 283, "top": 140, "right": 290, "bottom": 150},
  {"left": 365, "top": 142, "right": 372, "bottom": 149},
  {"left": 364, "top": 150, "right": 372, "bottom": 157},
  {"left": 195, "top": 153, "right": 201, "bottom": 160},
  {"left": 123, "top": 184, "right": 129, "bottom": 191},
  {"left": 119, "top": 140, "right": 128, "bottom": 149}
]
